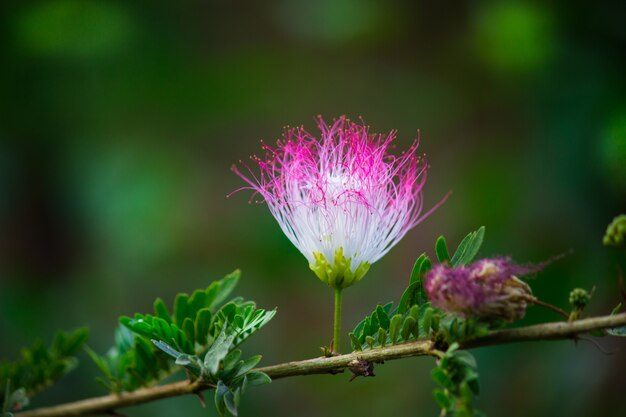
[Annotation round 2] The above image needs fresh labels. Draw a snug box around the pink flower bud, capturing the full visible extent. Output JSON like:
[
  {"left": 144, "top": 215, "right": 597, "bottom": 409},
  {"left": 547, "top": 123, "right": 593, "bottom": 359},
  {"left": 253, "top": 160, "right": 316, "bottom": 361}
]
[{"left": 424, "top": 257, "right": 541, "bottom": 322}]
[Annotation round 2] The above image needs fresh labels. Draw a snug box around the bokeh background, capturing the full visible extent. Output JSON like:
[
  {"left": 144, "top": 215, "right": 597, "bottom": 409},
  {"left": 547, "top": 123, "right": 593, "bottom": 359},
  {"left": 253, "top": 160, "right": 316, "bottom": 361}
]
[{"left": 1, "top": 1, "right": 626, "bottom": 416}]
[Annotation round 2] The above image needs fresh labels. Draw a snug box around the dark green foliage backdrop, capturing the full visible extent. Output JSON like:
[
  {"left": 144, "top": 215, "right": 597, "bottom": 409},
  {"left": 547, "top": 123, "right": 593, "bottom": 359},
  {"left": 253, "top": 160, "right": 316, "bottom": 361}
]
[{"left": 1, "top": 1, "right": 625, "bottom": 416}]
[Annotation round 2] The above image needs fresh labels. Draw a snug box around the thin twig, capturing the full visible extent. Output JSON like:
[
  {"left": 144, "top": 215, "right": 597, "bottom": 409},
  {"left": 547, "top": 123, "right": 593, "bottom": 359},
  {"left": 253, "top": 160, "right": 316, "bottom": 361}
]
[
  {"left": 526, "top": 297, "right": 570, "bottom": 319},
  {"left": 16, "top": 313, "right": 626, "bottom": 417}
]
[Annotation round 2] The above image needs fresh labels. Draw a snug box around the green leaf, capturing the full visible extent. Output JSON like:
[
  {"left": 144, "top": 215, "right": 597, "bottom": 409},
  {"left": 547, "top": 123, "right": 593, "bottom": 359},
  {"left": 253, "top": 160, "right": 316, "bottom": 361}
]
[
  {"left": 349, "top": 333, "right": 362, "bottom": 351},
  {"left": 152, "top": 340, "right": 182, "bottom": 360},
  {"left": 400, "top": 317, "right": 416, "bottom": 341},
  {"left": 210, "top": 270, "right": 241, "bottom": 311},
  {"left": 85, "top": 347, "right": 112, "bottom": 378},
  {"left": 224, "top": 391, "right": 238, "bottom": 416},
  {"left": 389, "top": 314, "right": 402, "bottom": 344},
  {"left": 153, "top": 298, "right": 172, "bottom": 323},
  {"left": 182, "top": 318, "right": 195, "bottom": 346},
  {"left": 195, "top": 308, "right": 213, "bottom": 346},
  {"left": 464, "top": 369, "right": 481, "bottom": 395},
  {"left": 453, "top": 350, "right": 478, "bottom": 370},
  {"left": 433, "top": 389, "right": 451, "bottom": 409},
  {"left": 222, "top": 350, "right": 242, "bottom": 371},
  {"left": 611, "top": 302, "right": 622, "bottom": 315},
  {"left": 447, "top": 342, "right": 460, "bottom": 354},
  {"left": 431, "top": 367, "right": 453, "bottom": 390},
  {"left": 214, "top": 380, "right": 229, "bottom": 417},
  {"left": 422, "top": 307, "right": 433, "bottom": 335},
  {"left": 120, "top": 317, "right": 153, "bottom": 340},
  {"left": 175, "top": 354, "right": 202, "bottom": 375},
  {"left": 234, "top": 355, "right": 262, "bottom": 378},
  {"left": 245, "top": 371, "right": 271, "bottom": 386},
  {"left": 401, "top": 255, "right": 431, "bottom": 311},
  {"left": 204, "top": 329, "right": 235, "bottom": 376},
  {"left": 451, "top": 226, "right": 485, "bottom": 267},
  {"left": 397, "top": 283, "right": 421, "bottom": 315},
  {"left": 188, "top": 290, "right": 207, "bottom": 319},
  {"left": 135, "top": 337, "right": 159, "bottom": 379},
  {"left": 174, "top": 293, "right": 190, "bottom": 326},
  {"left": 231, "top": 308, "right": 277, "bottom": 347},
  {"left": 375, "top": 306, "right": 390, "bottom": 330},
  {"left": 435, "top": 236, "right": 451, "bottom": 263},
  {"left": 460, "top": 381, "right": 474, "bottom": 404},
  {"left": 377, "top": 328, "right": 387, "bottom": 347},
  {"left": 409, "top": 254, "right": 429, "bottom": 285}
]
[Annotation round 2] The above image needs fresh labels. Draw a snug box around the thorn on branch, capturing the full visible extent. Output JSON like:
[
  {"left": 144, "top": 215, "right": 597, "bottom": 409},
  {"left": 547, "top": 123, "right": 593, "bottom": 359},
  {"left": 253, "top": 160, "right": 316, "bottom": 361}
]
[
  {"left": 194, "top": 392, "right": 206, "bottom": 408},
  {"left": 348, "top": 359, "right": 375, "bottom": 382},
  {"left": 576, "top": 336, "right": 619, "bottom": 355}
]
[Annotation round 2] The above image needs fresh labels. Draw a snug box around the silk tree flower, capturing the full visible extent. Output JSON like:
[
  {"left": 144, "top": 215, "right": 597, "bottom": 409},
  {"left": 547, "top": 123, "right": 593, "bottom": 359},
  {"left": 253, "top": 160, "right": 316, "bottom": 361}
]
[
  {"left": 424, "top": 258, "right": 542, "bottom": 322},
  {"left": 231, "top": 116, "right": 444, "bottom": 352},
  {"left": 231, "top": 116, "right": 443, "bottom": 289}
]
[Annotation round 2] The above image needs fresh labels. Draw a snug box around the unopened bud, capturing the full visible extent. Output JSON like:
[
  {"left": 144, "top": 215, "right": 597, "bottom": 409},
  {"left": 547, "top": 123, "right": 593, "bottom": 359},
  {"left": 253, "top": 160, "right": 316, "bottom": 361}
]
[
  {"left": 569, "top": 288, "right": 590, "bottom": 310},
  {"left": 425, "top": 257, "right": 543, "bottom": 322},
  {"left": 603, "top": 214, "right": 626, "bottom": 247}
]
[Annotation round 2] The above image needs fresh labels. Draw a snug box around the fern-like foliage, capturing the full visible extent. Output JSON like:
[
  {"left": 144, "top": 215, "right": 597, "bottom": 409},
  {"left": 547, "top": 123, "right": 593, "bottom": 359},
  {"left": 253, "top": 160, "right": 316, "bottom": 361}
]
[
  {"left": 86, "top": 325, "right": 172, "bottom": 392},
  {"left": 1, "top": 328, "right": 89, "bottom": 415},
  {"left": 349, "top": 254, "right": 442, "bottom": 350},
  {"left": 88, "top": 269, "right": 276, "bottom": 417}
]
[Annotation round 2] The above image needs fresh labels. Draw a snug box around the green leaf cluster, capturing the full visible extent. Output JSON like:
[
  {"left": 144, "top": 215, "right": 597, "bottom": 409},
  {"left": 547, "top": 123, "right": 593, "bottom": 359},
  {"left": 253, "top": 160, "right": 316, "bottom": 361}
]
[
  {"left": 88, "top": 270, "right": 275, "bottom": 416},
  {"left": 449, "top": 226, "right": 485, "bottom": 267},
  {"left": 432, "top": 343, "right": 483, "bottom": 417},
  {"left": 86, "top": 325, "right": 171, "bottom": 392},
  {"left": 349, "top": 255, "right": 442, "bottom": 350},
  {"left": 120, "top": 269, "right": 244, "bottom": 355},
  {"left": 350, "top": 227, "right": 488, "bottom": 351},
  {"left": 158, "top": 326, "right": 271, "bottom": 417},
  {"left": 437, "top": 317, "right": 492, "bottom": 345},
  {"left": 1, "top": 328, "right": 89, "bottom": 414}
]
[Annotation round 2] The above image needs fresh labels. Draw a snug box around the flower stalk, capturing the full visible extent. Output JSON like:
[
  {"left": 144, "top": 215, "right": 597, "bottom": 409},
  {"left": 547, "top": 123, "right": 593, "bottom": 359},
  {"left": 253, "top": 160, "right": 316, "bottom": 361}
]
[{"left": 333, "top": 288, "right": 343, "bottom": 353}]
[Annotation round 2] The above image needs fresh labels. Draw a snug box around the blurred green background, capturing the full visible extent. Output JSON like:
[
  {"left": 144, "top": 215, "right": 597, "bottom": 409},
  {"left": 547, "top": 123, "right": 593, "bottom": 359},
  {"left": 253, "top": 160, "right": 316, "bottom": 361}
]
[{"left": 1, "top": 1, "right": 625, "bottom": 416}]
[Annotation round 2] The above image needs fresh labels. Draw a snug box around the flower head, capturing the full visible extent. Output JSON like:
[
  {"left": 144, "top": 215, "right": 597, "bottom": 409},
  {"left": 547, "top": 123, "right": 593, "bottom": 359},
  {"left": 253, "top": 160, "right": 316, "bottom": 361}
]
[
  {"left": 424, "top": 257, "right": 541, "bottom": 322},
  {"left": 603, "top": 214, "right": 626, "bottom": 247},
  {"left": 232, "top": 116, "right": 443, "bottom": 289}
]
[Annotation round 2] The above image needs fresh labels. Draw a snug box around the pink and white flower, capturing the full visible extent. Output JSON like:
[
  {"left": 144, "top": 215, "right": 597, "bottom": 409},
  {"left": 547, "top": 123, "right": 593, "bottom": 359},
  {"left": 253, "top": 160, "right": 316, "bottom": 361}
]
[{"left": 232, "top": 116, "right": 444, "bottom": 288}]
